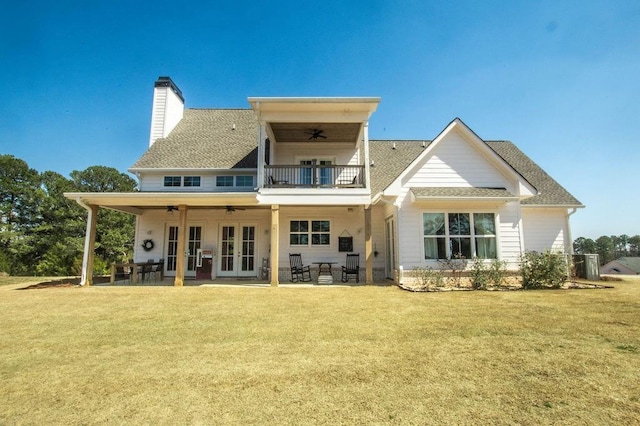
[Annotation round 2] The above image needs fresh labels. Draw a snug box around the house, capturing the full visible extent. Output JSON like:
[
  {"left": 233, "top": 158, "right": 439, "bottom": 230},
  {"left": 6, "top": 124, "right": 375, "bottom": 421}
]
[
  {"left": 65, "top": 77, "right": 583, "bottom": 286},
  {"left": 601, "top": 257, "right": 640, "bottom": 275}
]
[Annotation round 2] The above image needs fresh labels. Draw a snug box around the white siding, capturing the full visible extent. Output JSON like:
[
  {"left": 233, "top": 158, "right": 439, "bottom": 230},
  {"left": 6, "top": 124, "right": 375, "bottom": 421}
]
[
  {"left": 404, "top": 130, "right": 514, "bottom": 191},
  {"left": 135, "top": 208, "right": 271, "bottom": 274},
  {"left": 522, "top": 208, "right": 568, "bottom": 253},
  {"left": 149, "top": 86, "right": 184, "bottom": 147},
  {"left": 276, "top": 144, "right": 359, "bottom": 165},
  {"left": 138, "top": 173, "right": 257, "bottom": 192},
  {"left": 395, "top": 195, "right": 524, "bottom": 271},
  {"left": 277, "top": 206, "right": 365, "bottom": 270}
]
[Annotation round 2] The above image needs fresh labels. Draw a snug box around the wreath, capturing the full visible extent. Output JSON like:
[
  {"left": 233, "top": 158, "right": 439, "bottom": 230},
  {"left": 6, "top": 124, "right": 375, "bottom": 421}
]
[{"left": 142, "top": 239, "right": 155, "bottom": 251}]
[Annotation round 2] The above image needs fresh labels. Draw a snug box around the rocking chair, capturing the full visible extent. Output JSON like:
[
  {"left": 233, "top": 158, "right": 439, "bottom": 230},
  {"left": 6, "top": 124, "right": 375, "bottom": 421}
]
[{"left": 289, "top": 253, "right": 312, "bottom": 282}]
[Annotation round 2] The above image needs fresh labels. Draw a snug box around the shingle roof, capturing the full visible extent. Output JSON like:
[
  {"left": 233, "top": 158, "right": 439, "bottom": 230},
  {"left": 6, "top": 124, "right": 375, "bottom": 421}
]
[
  {"left": 131, "top": 109, "right": 258, "bottom": 169},
  {"left": 368, "top": 139, "right": 582, "bottom": 206},
  {"left": 369, "top": 140, "right": 427, "bottom": 195},
  {"left": 486, "top": 141, "right": 582, "bottom": 206},
  {"left": 410, "top": 187, "right": 515, "bottom": 198},
  {"left": 613, "top": 257, "right": 640, "bottom": 273},
  {"left": 130, "top": 109, "right": 581, "bottom": 206}
]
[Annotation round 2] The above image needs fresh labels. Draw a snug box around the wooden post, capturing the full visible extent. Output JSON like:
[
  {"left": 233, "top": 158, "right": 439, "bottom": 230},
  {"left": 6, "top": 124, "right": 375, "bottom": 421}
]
[
  {"left": 174, "top": 204, "right": 188, "bottom": 287},
  {"left": 365, "top": 205, "right": 373, "bottom": 284},
  {"left": 80, "top": 204, "right": 98, "bottom": 286},
  {"left": 270, "top": 205, "right": 279, "bottom": 287}
]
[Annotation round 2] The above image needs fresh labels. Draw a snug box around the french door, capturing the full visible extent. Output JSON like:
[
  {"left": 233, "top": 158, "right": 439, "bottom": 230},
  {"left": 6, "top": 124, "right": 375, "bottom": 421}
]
[
  {"left": 300, "top": 159, "right": 332, "bottom": 186},
  {"left": 218, "top": 223, "right": 257, "bottom": 277},
  {"left": 166, "top": 225, "right": 202, "bottom": 277}
]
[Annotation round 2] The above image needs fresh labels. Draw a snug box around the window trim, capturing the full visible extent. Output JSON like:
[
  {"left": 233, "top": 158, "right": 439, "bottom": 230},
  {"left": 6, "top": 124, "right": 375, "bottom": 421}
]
[
  {"left": 422, "top": 210, "right": 498, "bottom": 260},
  {"left": 289, "top": 219, "right": 332, "bottom": 247}
]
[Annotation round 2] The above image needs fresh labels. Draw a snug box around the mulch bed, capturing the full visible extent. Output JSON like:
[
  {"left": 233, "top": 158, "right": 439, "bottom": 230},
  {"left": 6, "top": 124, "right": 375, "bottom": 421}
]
[{"left": 399, "top": 281, "right": 614, "bottom": 292}]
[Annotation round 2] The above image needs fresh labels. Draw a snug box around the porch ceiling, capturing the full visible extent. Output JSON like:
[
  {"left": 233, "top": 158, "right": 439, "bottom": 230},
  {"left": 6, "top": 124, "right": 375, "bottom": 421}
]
[{"left": 269, "top": 122, "right": 362, "bottom": 144}]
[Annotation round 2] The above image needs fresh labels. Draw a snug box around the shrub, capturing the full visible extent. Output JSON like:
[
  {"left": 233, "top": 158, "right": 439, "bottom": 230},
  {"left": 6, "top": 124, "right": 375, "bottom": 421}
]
[
  {"left": 520, "top": 250, "right": 567, "bottom": 289},
  {"left": 470, "top": 257, "right": 490, "bottom": 290},
  {"left": 438, "top": 255, "right": 468, "bottom": 287},
  {"left": 470, "top": 258, "right": 508, "bottom": 289},
  {"left": 411, "top": 266, "right": 446, "bottom": 290}
]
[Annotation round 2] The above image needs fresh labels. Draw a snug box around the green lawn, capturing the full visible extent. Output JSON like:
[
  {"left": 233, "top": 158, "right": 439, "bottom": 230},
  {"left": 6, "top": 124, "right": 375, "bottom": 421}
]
[{"left": 1, "top": 277, "right": 639, "bottom": 424}]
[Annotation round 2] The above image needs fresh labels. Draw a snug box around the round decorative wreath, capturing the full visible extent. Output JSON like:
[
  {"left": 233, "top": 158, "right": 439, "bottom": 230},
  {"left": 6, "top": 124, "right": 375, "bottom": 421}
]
[{"left": 142, "top": 239, "right": 155, "bottom": 251}]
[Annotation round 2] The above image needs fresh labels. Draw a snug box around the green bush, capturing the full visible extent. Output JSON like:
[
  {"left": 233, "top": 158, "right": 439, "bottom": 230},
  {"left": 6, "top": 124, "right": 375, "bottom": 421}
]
[
  {"left": 519, "top": 250, "right": 567, "bottom": 289},
  {"left": 470, "top": 258, "right": 508, "bottom": 290}
]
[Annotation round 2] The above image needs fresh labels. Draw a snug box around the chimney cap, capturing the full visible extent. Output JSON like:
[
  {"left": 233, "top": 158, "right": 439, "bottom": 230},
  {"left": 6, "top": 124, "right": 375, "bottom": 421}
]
[{"left": 154, "top": 76, "right": 184, "bottom": 102}]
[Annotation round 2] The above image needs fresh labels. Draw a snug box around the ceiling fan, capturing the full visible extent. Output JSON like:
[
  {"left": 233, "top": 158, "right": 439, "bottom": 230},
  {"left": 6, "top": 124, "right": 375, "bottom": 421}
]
[
  {"left": 211, "top": 205, "right": 246, "bottom": 212},
  {"left": 305, "top": 129, "right": 327, "bottom": 140}
]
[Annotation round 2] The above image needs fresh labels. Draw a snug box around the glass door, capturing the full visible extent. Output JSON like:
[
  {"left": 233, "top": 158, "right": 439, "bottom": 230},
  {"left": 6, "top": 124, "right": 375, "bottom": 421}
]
[
  {"left": 165, "top": 225, "right": 202, "bottom": 277},
  {"left": 218, "top": 223, "right": 257, "bottom": 277}
]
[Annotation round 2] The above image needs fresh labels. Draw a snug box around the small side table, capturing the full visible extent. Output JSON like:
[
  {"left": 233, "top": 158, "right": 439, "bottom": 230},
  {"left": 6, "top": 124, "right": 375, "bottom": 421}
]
[{"left": 312, "top": 262, "right": 336, "bottom": 284}]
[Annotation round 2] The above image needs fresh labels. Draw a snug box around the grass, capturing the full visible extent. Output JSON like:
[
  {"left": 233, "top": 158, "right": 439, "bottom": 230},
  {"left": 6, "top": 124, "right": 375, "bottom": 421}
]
[{"left": 1, "top": 277, "right": 639, "bottom": 424}]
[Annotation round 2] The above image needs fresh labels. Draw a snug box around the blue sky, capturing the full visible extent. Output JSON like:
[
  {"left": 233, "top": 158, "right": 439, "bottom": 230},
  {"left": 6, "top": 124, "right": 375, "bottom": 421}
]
[{"left": 1, "top": 0, "right": 638, "bottom": 240}]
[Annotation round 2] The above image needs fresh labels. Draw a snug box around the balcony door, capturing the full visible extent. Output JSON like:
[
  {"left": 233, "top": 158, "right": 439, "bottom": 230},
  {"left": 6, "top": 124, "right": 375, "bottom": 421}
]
[
  {"left": 218, "top": 223, "right": 257, "bottom": 277},
  {"left": 300, "top": 158, "right": 333, "bottom": 186}
]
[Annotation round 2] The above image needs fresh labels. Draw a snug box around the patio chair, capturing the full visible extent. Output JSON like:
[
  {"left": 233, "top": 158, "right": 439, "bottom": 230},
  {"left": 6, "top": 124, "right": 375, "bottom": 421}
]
[
  {"left": 289, "top": 253, "right": 311, "bottom": 282},
  {"left": 114, "top": 266, "right": 130, "bottom": 283},
  {"left": 341, "top": 253, "right": 360, "bottom": 283},
  {"left": 150, "top": 259, "right": 164, "bottom": 282},
  {"left": 139, "top": 259, "right": 154, "bottom": 282}
]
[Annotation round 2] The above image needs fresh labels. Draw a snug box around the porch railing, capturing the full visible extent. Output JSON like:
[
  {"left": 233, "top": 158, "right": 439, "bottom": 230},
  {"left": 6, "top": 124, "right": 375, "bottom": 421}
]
[{"left": 264, "top": 164, "right": 365, "bottom": 188}]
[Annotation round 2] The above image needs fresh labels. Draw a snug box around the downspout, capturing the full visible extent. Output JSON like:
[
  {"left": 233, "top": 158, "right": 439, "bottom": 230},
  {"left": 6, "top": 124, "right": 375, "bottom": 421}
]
[{"left": 76, "top": 197, "right": 95, "bottom": 286}]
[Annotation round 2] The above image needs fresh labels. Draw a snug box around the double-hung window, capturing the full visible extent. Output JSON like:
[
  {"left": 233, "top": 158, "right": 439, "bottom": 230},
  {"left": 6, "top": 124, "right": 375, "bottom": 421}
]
[{"left": 423, "top": 212, "right": 496, "bottom": 259}]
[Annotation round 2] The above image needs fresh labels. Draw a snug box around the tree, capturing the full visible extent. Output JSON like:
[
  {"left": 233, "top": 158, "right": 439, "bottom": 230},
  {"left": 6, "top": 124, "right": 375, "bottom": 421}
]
[
  {"left": 595, "top": 236, "right": 615, "bottom": 265},
  {"left": 573, "top": 237, "right": 596, "bottom": 255},
  {"left": 70, "top": 166, "right": 138, "bottom": 272},
  {"left": 628, "top": 235, "right": 640, "bottom": 257},
  {"left": 0, "top": 155, "right": 43, "bottom": 274}
]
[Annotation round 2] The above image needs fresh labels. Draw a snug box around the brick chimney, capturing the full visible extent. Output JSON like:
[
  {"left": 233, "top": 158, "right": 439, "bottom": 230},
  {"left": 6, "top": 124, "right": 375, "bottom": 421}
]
[{"left": 149, "top": 76, "right": 184, "bottom": 147}]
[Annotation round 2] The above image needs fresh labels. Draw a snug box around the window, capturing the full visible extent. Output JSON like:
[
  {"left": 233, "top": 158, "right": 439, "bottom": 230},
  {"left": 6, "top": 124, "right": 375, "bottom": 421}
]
[
  {"left": 423, "top": 212, "right": 496, "bottom": 259},
  {"left": 311, "top": 220, "right": 330, "bottom": 245},
  {"left": 164, "top": 176, "right": 181, "bottom": 187},
  {"left": 216, "top": 176, "right": 234, "bottom": 187},
  {"left": 290, "top": 220, "right": 309, "bottom": 245},
  {"left": 236, "top": 176, "right": 253, "bottom": 187},
  {"left": 289, "top": 220, "right": 331, "bottom": 246},
  {"left": 183, "top": 176, "right": 201, "bottom": 187}
]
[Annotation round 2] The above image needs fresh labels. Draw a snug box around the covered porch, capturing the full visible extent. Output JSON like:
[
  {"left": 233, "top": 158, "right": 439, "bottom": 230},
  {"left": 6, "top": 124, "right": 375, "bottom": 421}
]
[{"left": 64, "top": 192, "right": 378, "bottom": 287}]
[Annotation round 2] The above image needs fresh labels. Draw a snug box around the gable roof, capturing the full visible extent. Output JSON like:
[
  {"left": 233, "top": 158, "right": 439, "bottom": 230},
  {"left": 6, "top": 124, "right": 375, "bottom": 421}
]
[
  {"left": 605, "top": 257, "right": 640, "bottom": 273},
  {"left": 129, "top": 109, "right": 581, "bottom": 207},
  {"left": 486, "top": 142, "right": 582, "bottom": 206},
  {"left": 131, "top": 109, "right": 258, "bottom": 170},
  {"left": 368, "top": 139, "right": 582, "bottom": 207}
]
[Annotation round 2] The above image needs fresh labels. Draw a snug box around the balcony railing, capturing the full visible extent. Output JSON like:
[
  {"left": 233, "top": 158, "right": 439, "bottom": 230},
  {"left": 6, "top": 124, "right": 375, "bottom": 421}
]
[{"left": 264, "top": 164, "right": 365, "bottom": 188}]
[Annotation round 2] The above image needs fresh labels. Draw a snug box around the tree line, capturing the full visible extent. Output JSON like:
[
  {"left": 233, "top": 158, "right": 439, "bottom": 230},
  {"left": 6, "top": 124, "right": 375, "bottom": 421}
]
[
  {"left": 0, "top": 154, "right": 136, "bottom": 276},
  {"left": 573, "top": 235, "right": 640, "bottom": 265}
]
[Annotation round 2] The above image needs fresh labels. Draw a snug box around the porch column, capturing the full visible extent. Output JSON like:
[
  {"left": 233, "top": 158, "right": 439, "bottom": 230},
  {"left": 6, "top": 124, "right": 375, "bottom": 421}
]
[
  {"left": 80, "top": 204, "right": 98, "bottom": 286},
  {"left": 365, "top": 205, "right": 373, "bottom": 284},
  {"left": 174, "top": 204, "right": 188, "bottom": 287},
  {"left": 363, "top": 121, "right": 371, "bottom": 190},
  {"left": 257, "top": 121, "right": 266, "bottom": 189},
  {"left": 270, "top": 204, "right": 279, "bottom": 287}
]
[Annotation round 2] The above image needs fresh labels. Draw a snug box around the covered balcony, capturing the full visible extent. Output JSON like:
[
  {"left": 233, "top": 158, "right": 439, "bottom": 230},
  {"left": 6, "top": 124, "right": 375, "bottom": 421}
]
[{"left": 264, "top": 163, "right": 365, "bottom": 188}]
